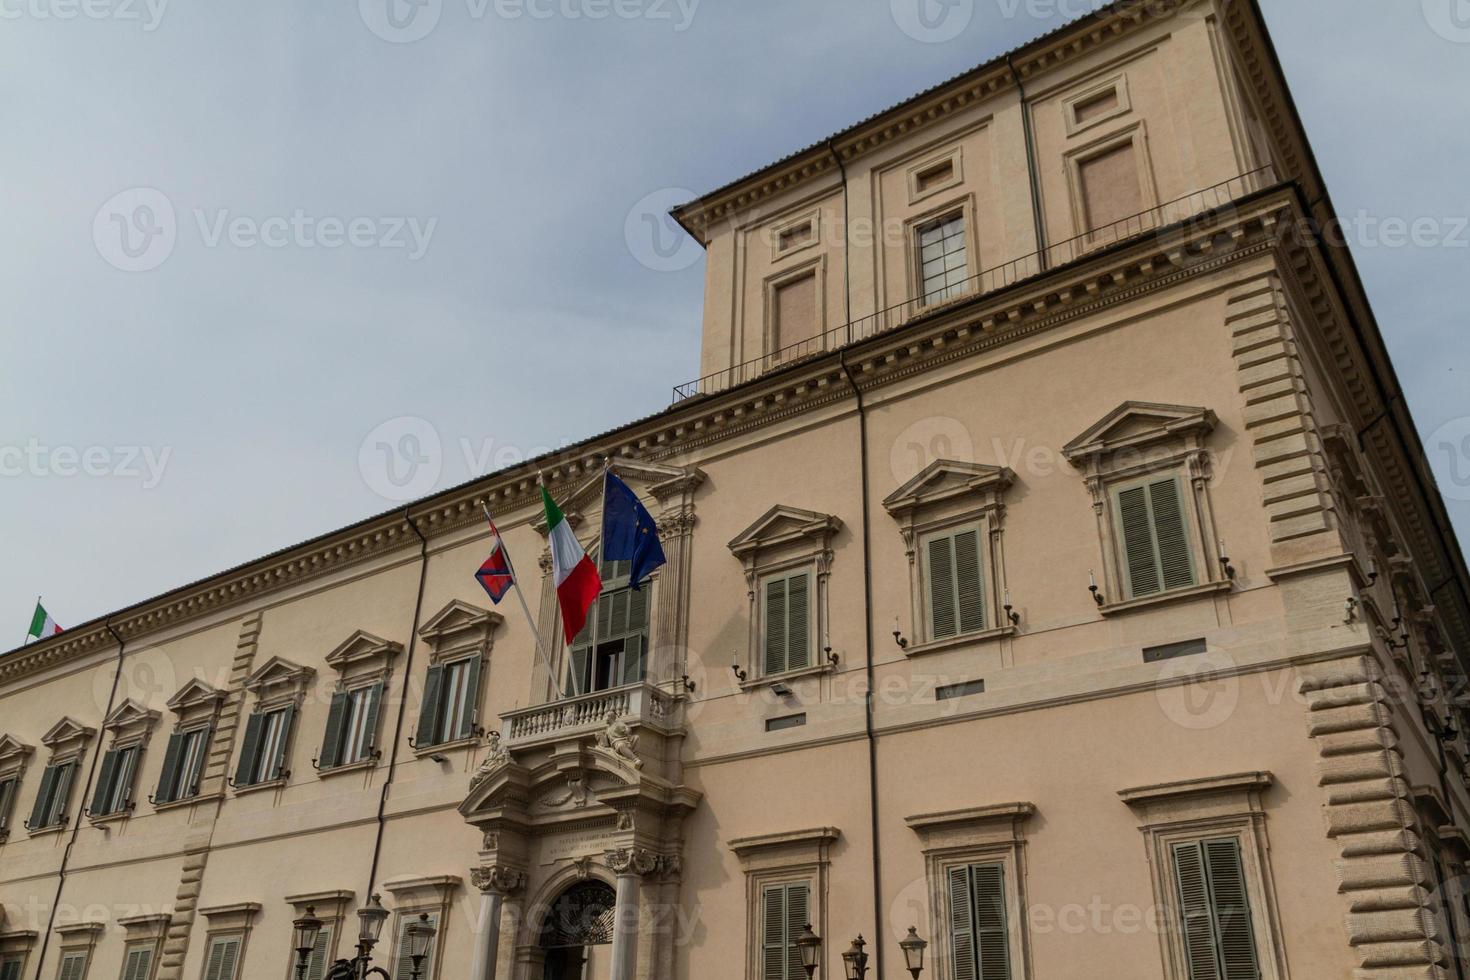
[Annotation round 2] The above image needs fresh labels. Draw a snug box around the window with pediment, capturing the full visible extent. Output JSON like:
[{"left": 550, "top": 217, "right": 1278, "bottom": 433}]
[
  {"left": 152, "top": 680, "right": 225, "bottom": 808},
  {"left": 232, "top": 656, "right": 314, "bottom": 792},
  {"left": 412, "top": 601, "right": 502, "bottom": 752},
  {"left": 88, "top": 700, "right": 159, "bottom": 821},
  {"left": 884, "top": 461, "right": 1017, "bottom": 652},
  {"left": 318, "top": 631, "right": 402, "bottom": 773},
  {"left": 728, "top": 506, "right": 841, "bottom": 685},
  {"left": 0, "top": 735, "right": 35, "bottom": 843},
  {"left": 25, "top": 718, "right": 95, "bottom": 834},
  {"left": 1063, "top": 402, "right": 1229, "bottom": 611}
]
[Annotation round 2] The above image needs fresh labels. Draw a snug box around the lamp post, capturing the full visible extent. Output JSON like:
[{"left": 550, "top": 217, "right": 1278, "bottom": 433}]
[
  {"left": 291, "top": 895, "right": 436, "bottom": 980},
  {"left": 899, "top": 927, "right": 928, "bottom": 979},
  {"left": 841, "top": 935, "right": 869, "bottom": 980},
  {"left": 795, "top": 923, "right": 823, "bottom": 977}
]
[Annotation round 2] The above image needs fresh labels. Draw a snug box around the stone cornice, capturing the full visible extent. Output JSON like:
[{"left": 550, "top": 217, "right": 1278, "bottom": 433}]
[{"left": 672, "top": 0, "right": 1194, "bottom": 236}]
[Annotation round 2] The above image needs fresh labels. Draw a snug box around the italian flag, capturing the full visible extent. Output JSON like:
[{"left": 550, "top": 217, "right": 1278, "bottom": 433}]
[
  {"left": 543, "top": 487, "right": 602, "bottom": 645},
  {"left": 28, "top": 601, "right": 62, "bottom": 640}
]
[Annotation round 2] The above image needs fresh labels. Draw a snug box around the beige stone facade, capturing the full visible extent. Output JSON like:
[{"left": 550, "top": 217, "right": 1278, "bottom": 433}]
[{"left": 2, "top": 2, "right": 1469, "bottom": 979}]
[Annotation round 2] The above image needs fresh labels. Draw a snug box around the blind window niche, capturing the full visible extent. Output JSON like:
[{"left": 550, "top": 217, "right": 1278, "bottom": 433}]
[
  {"left": 773, "top": 272, "right": 818, "bottom": 356},
  {"left": 762, "top": 571, "right": 812, "bottom": 676},
  {"left": 922, "top": 525, "right": 987, "bottom": 642},
  {"left": 1079, "top": 140, "right": 1144, "bottom": 232},
  {"left": 1114, "top": 475, "right": 1197, "bottom": 599}
]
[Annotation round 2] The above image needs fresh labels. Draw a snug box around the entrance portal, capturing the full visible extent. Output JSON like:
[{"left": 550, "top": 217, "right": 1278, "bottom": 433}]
[{"left": 539, "top": 880, "right": 616, "bottom": 980}]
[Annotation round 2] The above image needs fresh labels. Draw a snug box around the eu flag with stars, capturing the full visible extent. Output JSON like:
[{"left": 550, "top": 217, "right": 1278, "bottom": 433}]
[{"left": 601, "top": 470, "right": 666, "bottom": 591}]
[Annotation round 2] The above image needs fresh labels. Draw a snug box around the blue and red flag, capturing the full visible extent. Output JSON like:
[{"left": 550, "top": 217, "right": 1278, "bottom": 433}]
[{"left": 475, "top": 513, "right": 515, "bottom": 604}]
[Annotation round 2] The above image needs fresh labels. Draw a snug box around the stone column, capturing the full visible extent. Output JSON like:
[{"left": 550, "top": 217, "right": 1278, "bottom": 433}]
[
  {"left": 469, "top": 866, "right": 526, "bottom": 980},
  {"left": 605, "top": 849, "right": 660, "bottom": 980}
]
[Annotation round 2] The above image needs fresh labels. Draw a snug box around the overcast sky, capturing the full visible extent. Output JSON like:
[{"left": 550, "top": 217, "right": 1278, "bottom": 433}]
[{"left": 1, "top": 0, "right": 1466, "bottom": 638}]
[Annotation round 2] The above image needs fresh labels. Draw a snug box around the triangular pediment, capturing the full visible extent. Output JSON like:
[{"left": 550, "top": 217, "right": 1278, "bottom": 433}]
[
  {"left": 418, "top": 600, "right": 502, "bottom": 645},
  {"left": 1063, "top": 401, "right": 1216, "bottom": 462},
  {"left": 103, "top": 699, "right": 161, "bottom": 733},
  {"left": 166, "top": 678, "right": 225, "bottom": 713},
  {"left": 533, "top": 462, "right": 704, "bottom": 535},
  {"left": 0, "top": 734, "right": 35, "bottom": 765},
  {"left": 324, "top": 630, "right": 403, "bottom": 670},
  {"left": 883, "top": 460, "right": 1015, "bottom": 515},
  {"left": 244, "top": 656, "right": 316, "bottom": 694},
  {"left": 727, "top": 505, "right": 842, "bottom": 557},
  {"left": 41, "top": 716, "right": 96, "bottom": 748}
]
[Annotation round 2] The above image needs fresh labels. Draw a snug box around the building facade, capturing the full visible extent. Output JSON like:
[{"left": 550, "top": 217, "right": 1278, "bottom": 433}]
[{"left": 3, "top": 1, "right": 1469, "bottom": 979}]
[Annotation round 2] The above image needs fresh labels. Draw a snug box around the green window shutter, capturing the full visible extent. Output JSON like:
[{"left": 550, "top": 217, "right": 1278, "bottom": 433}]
[
  {"left": 27, "top": 764, "right": 60, "bottom": 829},
  {"left": 764, "top": 578, "right": 789, "bottom": 675},
  {"left": 568, "top": 627, "right": 593, "bottom": 697},
  {"left": 928, "top": 535, "right": 958, "bottom": 640},
  {"left": 457, "top": 657, "right": 482, "bottom": 740},
  {"left": 761, "top": 884, "right": 807, "bottom": 980},
  {"left": 948, "top": 866, "right": 976, "bottom": 980},
  {"left": 57, "top": 951, "right": 87, "bottom": 980},
  {"left": 619, "top": 635, "right": 646, "bottom": 687},
  {"left": 305, "top": 922, "right": 334, "bottom": 980},
  {"left": 954, "top": 528, "right": 987, "bottom": 633},
  {"left": 319, "top": 692, "right": 350, "bottom": 769},
  {"left": 784, "top": 884, "right": 809, "bottom": 980},
  {"left": 1203, "top": 839, "right": 1260, "bottom": 980},
  {"left": 393, "top": 912, "right": 439, "bottom": 980},
  {"left": 1150, "top": 477, "right": 1196, "bottom": 591},
  {"left": 202, "top": 936, "right": 240, "bottom": 980},
  {"left": 362, "top": 683, "right": 385, "bottom": 758},
  {"left": 417, "top": 664, "right": 446, "bottom": 747},
  {"left": 785, "top": 573, "right": 810, "bottom": 670},
  {"left": 1118, "top": 484, "right": 1162, "bottom": 597},
  {"left": 971, "top": 865, "right": 1011, "bottom": 980},
  {"left": 0, "top": 778, "right": 14, "bottom": 831},
  {"left": 121, "top": 945, "right": 153, "bottom": 980},
  {"left": 154, "top": 730, "right": 186, "bottom": 804},
  {"left": 1173, "top": 841, "right": 1223, "bottom": 980},
  {"left": 0, "top": 959, "right": 20, "bottom": 980},
  {"left": 234, "top": 713, "right": 266, "bottom": 787},
  {"left": 91, "top": 749, "right": 122, "bottom": 815}
]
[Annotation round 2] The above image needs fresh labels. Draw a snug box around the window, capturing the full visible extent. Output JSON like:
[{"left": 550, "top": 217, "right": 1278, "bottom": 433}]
[
  {"left": 760, "top": 883, "right": 810, "bottom": 980},
  {"left": 935, "top": 679, "right": 986, "bottom": 701},
  {"left": 199, "top": 935, "right": 241, "bottom": 980},
  {"left": 917, "top": 213, "right": 967, "bottom": 305},
  {"left": 923, "top": 526, "right": 987, "bottom": 641},
  {"left": 298, "top": 922, "right": 334, "bottom": 980},
  {"left": 321, "top": 683, "right": 384, "bottom": 769},
  {"left": 1114, "top": 476, "right": 1196, "bottom": 599},
  {"left": 765, "top": 714, "right": 806, "bottom": 733},
  {"left": 90, "top": 745, "right": 140, "bottom": 817},
  {"left": 415, "top": 657, "right": 482, "bottom": 748},
  {"left": 1, "top": 956, "right": 25, "bottom": 980},
  {"left": 56, "top": 951, "right": 89, "bottom": 980},
  {"left": 154, "top": 726, "right": 210, "bottom": 805},
  {"left": 947, "top": 864, "right": 1011, "bottom": 980},
  {"left": 762, "top": 571, "right": 811, "bottom": 676},
  {"left": 568, "top": 560, "right": 649, "bottom": 695},
  {"left": 233, "top": 707, "right": 294, "bottom": 787},
  {"left": 0, "top": 776, "right": 18, "bottom": 834},
  {"left": 27, "top": 761, "right": 76, "bottom": 831},
  {"left": 119, "top": 944, "right": 154, "bottom": 980},
  {"left": 390, "top": 912, "right": 440, "bottom": 980},
  {"left": 1170, "top": 838, "right": 1260, "bottom": 980}
]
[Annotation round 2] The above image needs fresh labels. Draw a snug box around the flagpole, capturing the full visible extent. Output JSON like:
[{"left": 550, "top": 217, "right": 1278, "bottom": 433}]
[
  {"left": 483, "top": 504, "right": 565, "bottom": 702},
  {"left": 23, "top": 595, "right": 39, "bottom": 647}
]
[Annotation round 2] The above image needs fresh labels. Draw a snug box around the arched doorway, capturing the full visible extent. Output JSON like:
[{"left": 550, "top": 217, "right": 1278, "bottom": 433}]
[{"left": 539, "top": 880, "right": 616, "bottom": 980}]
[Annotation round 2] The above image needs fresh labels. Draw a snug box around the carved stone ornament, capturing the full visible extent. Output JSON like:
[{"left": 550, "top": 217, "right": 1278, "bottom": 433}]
[
  {"left": 541, "top": 772, "right": 593, "bottom": 810},
  {"left": 604, "top": 847, "right": 669, "bottom": 878},
  {"left": 595, "top": 712, "right": 644, "bottom": 769},
  {"left": 482, "top": 830, "right": 499, "bottom": 851},
  {"left": 471, "top": 866, "right": 527, "bottom": 896},
  {"left": 470, "top": 731, "right": 509, "bottom": 789}
]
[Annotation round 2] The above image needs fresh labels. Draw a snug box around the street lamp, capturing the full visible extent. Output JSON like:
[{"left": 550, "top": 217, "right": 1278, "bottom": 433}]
[
  {"left": 841, "top": 935, "right": 869, "bottom": 980},
  {"left": 405, "top": 913, "right": 437, "bottom": 976},
  {"left": 292, "top": 894, "right": 434, "bottom": 980},
  {"left": 292, "top": 907, "right": 323, "bottom": 980},
  {"left": 795, "top": 923, "right": 822, "bottom": 977},
  {"left": 899, "top": 927, "right": 928, "bottom": 979},
  {"left": 356, "top": 893, "right": 390, "bottom": 949}
]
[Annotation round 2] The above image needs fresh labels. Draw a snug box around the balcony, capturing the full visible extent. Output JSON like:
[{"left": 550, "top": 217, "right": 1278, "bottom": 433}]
[
  {"left": 672, "top": 165, "right": 1279, "bottom": 403},
  {"left": 502, "top": 681, "right": 683, "bottom": 750}
]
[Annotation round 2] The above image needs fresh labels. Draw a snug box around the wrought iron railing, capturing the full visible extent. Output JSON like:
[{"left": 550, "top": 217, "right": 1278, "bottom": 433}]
[{"left": 672, "top": 165, "right": 1279, "bottom": 403}]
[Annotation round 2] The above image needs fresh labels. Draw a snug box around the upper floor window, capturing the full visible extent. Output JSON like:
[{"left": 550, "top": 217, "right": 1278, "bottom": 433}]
[
  {"left": 1171, "top": 838, "right": 1260, "bottom": 980},
  {"left": 236, "top": 656, "right": 313, "bottom": 789},
  {"left": 923, "top": 525, "right": 987, "bottom": 641},
  {"left": 90, "top": 699, "right": 159, "bottom": 820},
  {"left": 1063, "top": 402, "right": 1227, "bottom": 611},
  {"left": 761, "top": 571, "right": 811, "bottom": 676},
  {"left": 0, "top": 955, "right": 25, "bottom": 980},
  {"left": 155, "top": 680, "right": 226, "bottom": 807},
  {"left": 0, "top": 734, "right": 34, "bottom": 843},
  {"left": 569, "top": 559, "right": 649, "bottom": 695},
  {"left": 319, "top": 630, "right": 402, "bottom": 772},
  {"left": 27, "top": 718, "right": 94, "bottom": 833},
  {"left": 917, "top": 212, "right": 967, "bottom": 305},
  {"left": 414, "top": 600, "right": 500, "bottom": 750}
]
